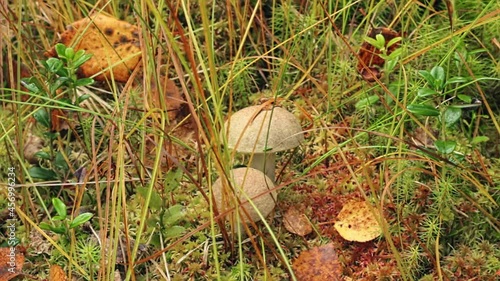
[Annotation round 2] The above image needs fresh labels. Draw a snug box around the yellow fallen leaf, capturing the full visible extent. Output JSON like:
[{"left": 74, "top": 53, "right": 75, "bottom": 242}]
[{"left": 334, "top": 200, "right": 381, "bottom": 242}]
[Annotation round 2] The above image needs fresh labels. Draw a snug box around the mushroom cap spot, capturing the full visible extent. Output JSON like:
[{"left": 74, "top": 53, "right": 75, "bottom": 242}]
[
  {"left": 212, "top": 167, "right": 276, "bottom": 223},
  {"left": 334, "top": 201, "right": 382, "bottom": 242},
  {"left": 226, "top": 105, "right": 304, "bottom": 153}
]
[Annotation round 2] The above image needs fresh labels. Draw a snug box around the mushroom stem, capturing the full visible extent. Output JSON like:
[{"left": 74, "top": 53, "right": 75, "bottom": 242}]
[{"left": 249, "top": 152, "right": 276, "bottom": 182}]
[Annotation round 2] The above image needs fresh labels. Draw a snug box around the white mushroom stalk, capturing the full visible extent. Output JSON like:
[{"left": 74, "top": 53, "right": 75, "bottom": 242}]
[{"left": 226, "top": 105, "right": 304, "bottom": 181}]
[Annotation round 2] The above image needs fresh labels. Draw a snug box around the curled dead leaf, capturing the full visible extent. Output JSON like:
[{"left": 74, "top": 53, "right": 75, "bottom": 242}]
[
  {"left": 334, "top": 201, "right": 382, "bottom": 242},
  {"left": 292, "top": 243, "right": 342, "bottom": 281},
  {"left": 45, "top": 13, "right": 141, "bottom": 82},
  {"left": 283, "top": 207, "right": 313, "bottom": 236}
]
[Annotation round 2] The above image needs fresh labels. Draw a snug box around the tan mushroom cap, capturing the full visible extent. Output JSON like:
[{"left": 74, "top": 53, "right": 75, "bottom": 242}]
[
  {"left": 212, "top": 167, "right": 276, "bottom": 223},
  {"left": 226, "top": 105, "right": 304, "bottom": 153}
]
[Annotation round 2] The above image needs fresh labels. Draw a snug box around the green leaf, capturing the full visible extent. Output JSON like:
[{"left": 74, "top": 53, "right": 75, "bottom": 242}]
[
  {"left": 471, "top": 136, "right": 489, "bottom": 144},
  {"left": 40, "top": 222, "right": 66, "bottom": 234},
  {"left": 417, "top": 87, "right": 438, "bottom": 97},
  {"left": 55, "top": 43, "right": 67, "bottom": 58},
  {"left": 73, "top": 53, "right": 93, "bottom": 69},
  {"left": 49, "top": 77, "right": 67, "bottom": 94},
  {"left": 75, "top": 78, "right": 94, "bottom": 87},
  {"left": 136, "top": 187, "right": 163, "bottom": 210},
  {"left": 430, "top": 66, "right": 445, "bottom": 90},
  {"left": 407, "top": 104, "right": 440, "bottom": 116},
  {"left": 34, "top": 151, "right": 51, "bottom": 160},
  {"left": 457, "top": 94, "right": 472, "bottom": 103},
  {"left": 387, "top": 48, "right": 403, "bottom": 61},
  {"left": 387, "top": 36, "right": 402, "bottom": 48},
  {"left": 46, "top": 58, "right": 63, "bottom": 73},
  {"left": 52, "top": 198, "right": 67, "bottom": 220},
  {"left": 163, "top": 204, "right": 185, "bottom": 226},
  {"left": 355, "top": 95, "right": 379, "bottom": 109},
  {"left": 76, "top": 94, "right": 92, "bottom": 104},
  {"left": 22, "top": 81, "right": 40, "bottom": 93},
  {"left": 443, "top": 106, "right": 462, "bottom": 127},
  {"left": 28, "top": 167, "right": 58, "bottom": 180},
  {"left": 164, "top": 225, "right": 185, "bottom": 238},
  {"left": 435, "top": 140, "right": 456, "bottom": 154},
  {"left": 69, "top": 213, "right": 93, "bottom": 229},
  {"left": 33, "top": 109, "right": 51, "bottom": 128},
  {"left": 364, "top": 36, "right": 384, "bottom": 50},
  {"left": 164, "top": 169, "right": 183, "bottom": 192},
  {"left": 375, "top": 34, "right": 386, "bottom": 49},
  {"left": 445, "top": 76, "right": 468, "bottom": 85},
  {"left": 55, "top": 151, "right": 69, "bottom": 172},
  {"left": 418, "top": 70, "right": 434, "bottom": 85},
  {"left": 64, "top": 47, "right": 75, "bottom": 60}
]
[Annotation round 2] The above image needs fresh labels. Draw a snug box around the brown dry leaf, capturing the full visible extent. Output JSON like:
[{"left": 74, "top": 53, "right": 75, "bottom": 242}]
[
  {"left": 24, "top": 133, "right": 44, "bottom": 164},
  {"left": 292, "top": 243, "right": 342, "bottom": 281},
  {"left": 149, "top": 76, "right": 185, "bottom": 120},
  {"left": 283, "top": 207, "right": 313, "bottom": 236},
  {"left": 49, "top": 264, "right": 67, "bottom": 281},
  {"left": 410, "top": 126, "right": 438, "bottom": 149},
  {"left": 0, "top": 247, "right": 25, "bottom": 281},
  {"left": 334, "top": 201, "right": 381, "bottom": 242},
  {"left": 45, "top": 13, "right": 141, "bottom": 82}
]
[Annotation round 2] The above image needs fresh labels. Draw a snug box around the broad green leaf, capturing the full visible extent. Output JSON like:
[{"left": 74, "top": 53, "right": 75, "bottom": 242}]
[
  {"left": 46, "top": 58, "right": 63, "bottom": 73},
  {"left": 355, "top": 95, "right": 379, "bottom": 109},
  {"left": 164, "top": 225, "right": 185, "bottom": 238},
  {"left": 471, "top": 136, "right": 489, "bottom": 144},
  {"left": 40, "top": 222, "right": 66, "bottom": 234},
  {"left": 73, "top": 53, "right": 93, "bottom": 69},
  {"left": 64, "top": 47, "right": 75, "bottom": 60},
  {"left": 33, "top": 109, "right": 51, "bottom": 128},
  {"left": 407, "top": 104, "right": 440, "bottom": 116},
  {"left": 457, "top": 94, "right": 472, "bottom": 103},
  {"left": 55, "top": 151, "right": 69, "bottom": 172},
  {"left": 55, "top": 43, "right": 67, "bottom": 58},
  {"left": 418, "top": 70, "right": 434, "bottom": 85},
  {"left": 34, "top": 151, "right": 50, "bottom": 160},
  {"left": 430, "top": 66, "right": 445, "bottom": 90},
  {"left": 375, "top": 34, "right": 386, "bottom": 49},
  {"left": 443, "top": 107, "right": 462, "bottom": 127},
  {"left": 52, "top": 198, "right": 67, "bottom": 220},
  {"left": 164, "top": 169, "right": 183, "bottom": 192},
  {"left": 75, "top": 78, "right": 94, "bottom": 87},
  {"left": 69, "top": 213, "right": 94, "bottom": 229},
  {"left": 417, "top": 87, "right": 438, "bottom": 97},
  {"left": 163, "top": 204, "right": 185, "bottom": 226},
  {"left": 28, "top": 167, "right": 58, "bottom": 180},
  {"left": 136, "top": 187, "right": 163, "bottom": 210},
  {"left": 435, "top": 140, "right": 456, "bottom": 154}
]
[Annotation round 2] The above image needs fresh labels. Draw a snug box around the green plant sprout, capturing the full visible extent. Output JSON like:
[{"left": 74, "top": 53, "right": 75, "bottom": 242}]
[
  {"left": 21, "top": 43, "right": 94, "bottom": 180},
  {"left": 39, "top": 197, "right": 93, "bottom": 235}
]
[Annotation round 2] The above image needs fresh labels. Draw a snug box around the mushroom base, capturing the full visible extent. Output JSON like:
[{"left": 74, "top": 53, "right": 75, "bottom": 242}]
[{"left": 249, "top": 152, "right": 276, "bottom": 182}]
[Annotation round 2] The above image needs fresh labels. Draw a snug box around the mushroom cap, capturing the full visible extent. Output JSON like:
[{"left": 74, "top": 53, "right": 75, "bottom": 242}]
[
  {"left": 212, "top": 167, "right": 276, "bottom": 223},
  {"left": 226, "top": 105, "right": 304, "bottom": 153}
]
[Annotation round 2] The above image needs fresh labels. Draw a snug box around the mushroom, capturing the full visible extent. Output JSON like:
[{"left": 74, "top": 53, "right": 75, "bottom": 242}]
[
  {"left": 226, "top": 105, "right": 304, "bottom": 181},
  {"left": 212, "top": 167, "right": 276, "bottom": 223}
]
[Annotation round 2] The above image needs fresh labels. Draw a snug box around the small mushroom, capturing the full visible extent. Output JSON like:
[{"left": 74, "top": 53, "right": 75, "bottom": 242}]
[
  {"left": 212, "top": 167, "right": 276, "bottom": 223},
  {"left": 226, "top": 105, "right": 304, "bottom": 181}
]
